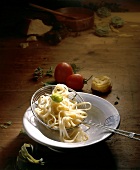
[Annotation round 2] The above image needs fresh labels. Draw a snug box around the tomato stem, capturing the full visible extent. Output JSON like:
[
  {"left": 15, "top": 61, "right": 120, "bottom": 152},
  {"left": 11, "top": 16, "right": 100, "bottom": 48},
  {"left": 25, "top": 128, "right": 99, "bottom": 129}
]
[{"left": 84, "top": 75, "right": 93, "bottom": 84}]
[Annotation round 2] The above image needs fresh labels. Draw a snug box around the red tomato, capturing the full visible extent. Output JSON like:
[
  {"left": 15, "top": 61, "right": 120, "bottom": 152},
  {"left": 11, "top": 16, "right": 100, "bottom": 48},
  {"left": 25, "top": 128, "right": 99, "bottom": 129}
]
[
  {"left": 54, "top": 62, "right": 73, "bottom": 83},
  {"left": 66, "top": 74, "right": 84, "bottom": 91}
]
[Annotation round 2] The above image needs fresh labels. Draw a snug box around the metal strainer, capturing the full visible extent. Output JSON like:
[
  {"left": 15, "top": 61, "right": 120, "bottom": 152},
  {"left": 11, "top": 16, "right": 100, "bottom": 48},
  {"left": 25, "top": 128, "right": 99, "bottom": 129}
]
[{"left": 31, "top": 85, "right": 86, "bottom": 130}]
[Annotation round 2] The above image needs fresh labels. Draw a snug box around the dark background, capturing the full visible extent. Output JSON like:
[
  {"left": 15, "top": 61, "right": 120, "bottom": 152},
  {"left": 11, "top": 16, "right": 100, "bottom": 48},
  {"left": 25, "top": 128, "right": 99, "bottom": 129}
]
[{"left": 0, "top": 0, "right": 140, "bottom": 36}]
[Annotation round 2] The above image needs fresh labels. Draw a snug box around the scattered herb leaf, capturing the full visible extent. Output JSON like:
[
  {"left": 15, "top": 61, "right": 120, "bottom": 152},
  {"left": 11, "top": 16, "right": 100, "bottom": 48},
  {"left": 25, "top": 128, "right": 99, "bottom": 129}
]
[
  {"left": 43, "top": 81, "right": 56, "bottom": 86},
  {"left": 33, "top": 67, "right": 43, "bottom": 80},
  {"left": 114, "top": 101, "right": 118, "bottom": 105},
  {"left": 46, "top": 67, "right": 53, "bottom": 77},
  {"left": 0, "top": 121, "right": 12, "bottom": 129},
  {"left": 0, "top": 124, "right": 7, "bottom": 129},
  {"left": 19, "top": 128, "right": 27, "bottom": 135},
  {"left": 70, "top": 63, "right": 80, "bottom": 73},
  {"left": 116, "top": 96, "right": 120, "bottom": 100},
  {"left": 4, "top": 121, "right": 12, "bottom": 125}
]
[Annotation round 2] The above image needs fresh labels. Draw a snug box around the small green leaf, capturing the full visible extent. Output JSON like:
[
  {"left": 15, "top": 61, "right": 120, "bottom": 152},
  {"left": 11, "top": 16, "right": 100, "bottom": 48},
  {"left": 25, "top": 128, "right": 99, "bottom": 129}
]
[
  {"left": 70, "top": 63, "right": 80, "bottom": 73},
  {"left": 51, "top": 93, "right": 63, "bottom": 103},
  {"left": 33, "top": 67, "right": 43, "bottom": 80},
  {"left": 0, "top": 124, "right": 7, "bottom": 129},
  {"left": 114, "top": 101, "right": 118, "bottom": 105},
  {"left": 4, "top": 121, "right": 12, "bottom": 126},
  {"left": 46, "top": 67, "right": 53, "bottom": 76},
  {"left": 43, "top": 81, "right": 56, "bottom": 86}
]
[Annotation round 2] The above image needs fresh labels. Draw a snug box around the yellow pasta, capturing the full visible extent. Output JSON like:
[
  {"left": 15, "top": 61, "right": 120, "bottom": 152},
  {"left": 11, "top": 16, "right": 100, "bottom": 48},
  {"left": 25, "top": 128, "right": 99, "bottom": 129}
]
[{"left": 35, "top": 84, "right": 91, "bottom": 143}]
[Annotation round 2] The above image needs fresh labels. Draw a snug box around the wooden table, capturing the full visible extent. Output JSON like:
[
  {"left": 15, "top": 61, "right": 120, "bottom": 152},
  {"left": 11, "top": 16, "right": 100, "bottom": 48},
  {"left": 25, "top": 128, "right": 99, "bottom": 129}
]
[{"left": 0, "top": 12, "right": 140, "bottom": 170}]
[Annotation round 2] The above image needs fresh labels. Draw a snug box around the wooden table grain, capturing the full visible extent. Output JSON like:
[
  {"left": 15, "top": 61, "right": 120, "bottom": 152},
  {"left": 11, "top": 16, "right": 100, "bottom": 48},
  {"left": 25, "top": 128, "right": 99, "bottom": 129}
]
[{"left": 0, "top": 12, "right": 140, "bottom": 170}]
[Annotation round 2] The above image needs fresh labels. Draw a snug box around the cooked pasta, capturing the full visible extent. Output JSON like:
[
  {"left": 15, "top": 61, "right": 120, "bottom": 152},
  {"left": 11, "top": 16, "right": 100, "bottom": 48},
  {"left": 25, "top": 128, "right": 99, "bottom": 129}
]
[{"left": 34, "top": 84, "right": 91, "bottom": 143}]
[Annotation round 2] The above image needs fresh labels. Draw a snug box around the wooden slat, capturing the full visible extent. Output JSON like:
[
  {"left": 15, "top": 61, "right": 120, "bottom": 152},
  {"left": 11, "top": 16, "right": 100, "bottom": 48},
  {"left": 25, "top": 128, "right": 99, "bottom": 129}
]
[{"left": 0, "top": 12, "right": 140, "bottom": 170}]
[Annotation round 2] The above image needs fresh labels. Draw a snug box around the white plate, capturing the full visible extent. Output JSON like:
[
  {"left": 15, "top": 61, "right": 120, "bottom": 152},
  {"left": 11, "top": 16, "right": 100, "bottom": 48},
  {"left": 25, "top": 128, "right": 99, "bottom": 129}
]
[{"left": 23, "top": 92, "right": 120, "bottom": 150}]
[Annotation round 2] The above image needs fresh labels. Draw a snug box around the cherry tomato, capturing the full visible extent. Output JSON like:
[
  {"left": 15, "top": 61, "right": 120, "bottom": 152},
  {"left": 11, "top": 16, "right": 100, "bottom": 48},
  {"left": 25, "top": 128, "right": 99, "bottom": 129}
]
[
  {"left": 66, "top": 74, "right": 84, "bottom": 91},
  {"left": 54, "top": 62, "right": 73, "bottom": 83}
]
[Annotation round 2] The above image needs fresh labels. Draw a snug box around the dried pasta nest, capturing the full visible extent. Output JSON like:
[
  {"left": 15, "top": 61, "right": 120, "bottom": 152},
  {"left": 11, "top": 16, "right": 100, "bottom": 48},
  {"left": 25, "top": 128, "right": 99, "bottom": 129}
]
[
  {"left": 95, "top": 24, "right": 110, "bottom": 37},
  {"left": 96, "top": 7, "right": 111, "bottom": 18},
  {"left": 91, "top": 75, "right": 112, "bottom": 93},
  {"left": 110, "top": 16, "right": 124, "bottom": 28}
]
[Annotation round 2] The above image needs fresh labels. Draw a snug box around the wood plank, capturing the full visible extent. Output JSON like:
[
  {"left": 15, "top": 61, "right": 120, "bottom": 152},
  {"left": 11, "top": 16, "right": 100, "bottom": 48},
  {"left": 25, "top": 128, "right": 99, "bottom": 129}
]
[{"left": 0, "top": 12, "right": 140, "bottom": 170}]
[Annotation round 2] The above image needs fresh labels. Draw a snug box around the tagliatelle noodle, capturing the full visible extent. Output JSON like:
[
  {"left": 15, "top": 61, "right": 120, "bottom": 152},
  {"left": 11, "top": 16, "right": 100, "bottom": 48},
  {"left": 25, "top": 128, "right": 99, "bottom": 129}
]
[{"left": 34, "top": 84, "right": 91, "bottom": 143}]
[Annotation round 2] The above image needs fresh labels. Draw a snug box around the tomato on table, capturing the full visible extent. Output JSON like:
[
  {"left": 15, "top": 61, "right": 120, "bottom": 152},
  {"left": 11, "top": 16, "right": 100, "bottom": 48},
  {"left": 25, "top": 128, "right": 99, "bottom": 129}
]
[
  {"left": 54, "top": 62, "right": 73, "bottom": 83},
  {"left": 66, "top": 74, "right": 84, "bottom": 91}
]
